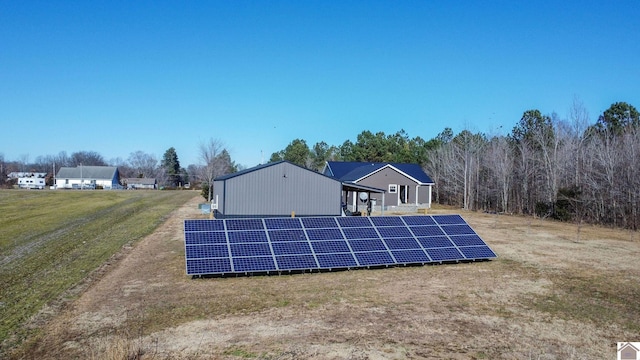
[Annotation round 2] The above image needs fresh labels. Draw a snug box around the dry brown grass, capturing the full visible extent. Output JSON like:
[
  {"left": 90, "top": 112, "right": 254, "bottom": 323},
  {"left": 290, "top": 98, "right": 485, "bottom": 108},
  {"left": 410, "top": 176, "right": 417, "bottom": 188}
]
[{"left": 10, "top": 197, "right": 640, "bottom": 359}]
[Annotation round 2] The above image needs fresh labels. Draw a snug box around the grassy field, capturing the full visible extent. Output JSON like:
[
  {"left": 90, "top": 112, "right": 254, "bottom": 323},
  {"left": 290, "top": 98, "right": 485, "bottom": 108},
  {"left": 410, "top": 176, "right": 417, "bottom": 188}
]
[
  {"left": 0, "top": 189, "right": 197, "bottom": 354},
  {"left": 3, "top": 195, "right": 640, "bottom": 359}
]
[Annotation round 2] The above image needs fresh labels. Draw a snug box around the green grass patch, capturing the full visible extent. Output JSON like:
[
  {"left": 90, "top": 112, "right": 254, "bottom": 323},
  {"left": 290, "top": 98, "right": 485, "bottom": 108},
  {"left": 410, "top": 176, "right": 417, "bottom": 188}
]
[
  {"left": 527, "top": 269, "right": 640, "bottom": 332},
  {"left": 0, "top": 190, "right": 196, "bottom": 353},
  {"left": 223, "top": 346, "right": 259, "bottom": 358}
]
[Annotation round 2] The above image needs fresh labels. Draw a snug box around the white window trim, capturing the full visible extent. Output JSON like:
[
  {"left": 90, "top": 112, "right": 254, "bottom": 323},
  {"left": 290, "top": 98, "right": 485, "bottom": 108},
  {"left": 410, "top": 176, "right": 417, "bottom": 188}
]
[{"left": 389, "top": 184, "right": 397, "bottom": 193}]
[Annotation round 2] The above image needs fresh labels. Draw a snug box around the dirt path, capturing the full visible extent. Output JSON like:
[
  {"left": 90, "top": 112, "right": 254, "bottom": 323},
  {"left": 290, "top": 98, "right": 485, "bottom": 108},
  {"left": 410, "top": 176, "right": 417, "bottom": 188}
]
[{"left": 21, "top": 200, "right": 639, "bottom": 359}]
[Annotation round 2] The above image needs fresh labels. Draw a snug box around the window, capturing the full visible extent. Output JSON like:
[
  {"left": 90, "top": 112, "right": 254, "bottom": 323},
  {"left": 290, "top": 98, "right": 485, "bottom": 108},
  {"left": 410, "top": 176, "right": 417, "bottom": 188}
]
[{"left": 389, "top": 184, "right": 397, "bottom": 193}]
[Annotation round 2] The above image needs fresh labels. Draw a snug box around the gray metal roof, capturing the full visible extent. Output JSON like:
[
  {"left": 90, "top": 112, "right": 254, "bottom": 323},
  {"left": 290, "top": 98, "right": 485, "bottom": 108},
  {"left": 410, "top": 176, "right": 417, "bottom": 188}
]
[
  {"left": 215, "top": 160, "right": 339, "bottom": 182},
  {"left": 56, "top": 166, "right": 118, "bottom": 180},
  {"left": 124, "top": 178, "right": 156, "bottom": 185}
]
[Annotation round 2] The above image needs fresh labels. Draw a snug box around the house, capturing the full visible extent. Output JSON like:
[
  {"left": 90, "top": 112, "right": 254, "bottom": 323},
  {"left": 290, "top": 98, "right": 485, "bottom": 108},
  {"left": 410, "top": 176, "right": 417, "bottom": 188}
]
[
  {"left": 55, "top": 166, "right": 122, "bottom": 190},
  {"left": 17, "top": 172, "right": 47, "bottom": 189},
  {"left": 212, "top": 161, "right": 384, "bottom": 219},
  {"left": 124, "top": 178, "right": 157, "bottom": 190},
  {"left": 323, "top": 161, "right": 434, "bottom": 210}
]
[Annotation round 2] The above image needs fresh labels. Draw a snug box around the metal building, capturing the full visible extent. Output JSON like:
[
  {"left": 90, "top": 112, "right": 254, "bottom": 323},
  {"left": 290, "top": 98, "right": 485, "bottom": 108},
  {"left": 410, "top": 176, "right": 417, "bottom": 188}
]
[{"left": 212, "top": 161, "right": 344, "bottom": 218}]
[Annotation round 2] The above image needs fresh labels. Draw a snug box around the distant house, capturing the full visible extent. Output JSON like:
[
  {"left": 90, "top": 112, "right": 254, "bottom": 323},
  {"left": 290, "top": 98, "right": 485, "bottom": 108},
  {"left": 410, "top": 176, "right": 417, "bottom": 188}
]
[
  {"left": 124, "top": 178, "right": 157, "bottom": 190},
  {"left": 17, "top": 172, "right": 47, "bottom": 189},
  {"left": 55, "top": 166, "right": 121, "bottom": 190},
  {"left": 323, "top": 161, "right": 434, "bottom": 209}
]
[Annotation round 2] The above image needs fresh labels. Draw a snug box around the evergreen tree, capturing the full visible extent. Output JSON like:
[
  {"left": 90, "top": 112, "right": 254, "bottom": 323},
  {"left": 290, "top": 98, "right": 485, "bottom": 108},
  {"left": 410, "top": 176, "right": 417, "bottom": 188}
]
[{"left": 161, "top": 147, "right": 181, "bottom": 186}]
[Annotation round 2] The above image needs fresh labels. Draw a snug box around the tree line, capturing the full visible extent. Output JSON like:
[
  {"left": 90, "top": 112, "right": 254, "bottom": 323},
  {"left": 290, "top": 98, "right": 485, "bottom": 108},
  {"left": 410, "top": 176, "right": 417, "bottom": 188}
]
[
  {"left": 269, "top": 100, "right": 640, "bottom": 230},
  {"left": 425, "top": 101, "right": 640, "bottom": 230}
]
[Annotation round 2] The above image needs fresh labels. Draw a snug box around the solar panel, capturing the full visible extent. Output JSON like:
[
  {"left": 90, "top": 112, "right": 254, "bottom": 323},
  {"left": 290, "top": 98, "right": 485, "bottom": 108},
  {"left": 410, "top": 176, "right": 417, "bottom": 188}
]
[
  {"left": 337, "top": 217, "right": 373, "bottom": 228},
  {"left": 268, "top": 229, "right": 306, "bottom": 242},
  {"left": 276, "top": 255, "right": 318, "bottom": 270},
  {"left": 433, "top": 214, "right": 466, "bottom": 225},
  {"left": 384, "top": 237, "right": 422, "bottom": 250},
  {"left": 184, "top": 215, "right": 497, "bottom": 276},
  {"left": 233, "top": 256, "right": 276, "bottom": 272},
  {"left": 271, "top": 241, "right": 313, "bottom": 255},
  {"left": 417, "top": 236, "right": 454, "bottom": 248},
  {"left": 264, "top": 218, "right": 302, "bottom": 230},
  {"left": 377, "top": 226, "right": 413, "bottom": 238},
  {"left": 392, "top": 249, "right": 430, "bottom": 263},
  {"left": 343, "top": 227, "right": 378, "bottom": 239},
  {"left": 311, "top": 240, "right": 351, "bottom": 253}
]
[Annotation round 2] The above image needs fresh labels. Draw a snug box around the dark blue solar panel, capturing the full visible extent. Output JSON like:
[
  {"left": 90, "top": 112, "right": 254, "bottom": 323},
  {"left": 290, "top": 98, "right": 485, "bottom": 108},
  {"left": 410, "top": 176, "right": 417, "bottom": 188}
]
[
  {"left": 226, "top": 218, "right": 264, "bottom": 231},
  {"left": 231, "top": 243, "right": 271, "bottom": 257},
  {"left": 440, "top": 224, "right": 475, "bottom": 235},
  {"left": 228, "top": 231, "right": 268, "bottom": 243},
  {"left": 459, "top": 246, "right": 496, "bottom": 259},
  {"left": 185, "top": 231, "right": 227, "bottom": 245},
  {"left": 316, "top": 253, "right": 358, "bottom": 268},
  {"left": 417, "top": 236, "right": 454, "bottom": 248},
  {"left": 401, "top": 216, "right": 436, "bottom": 225},
  {"left": 301, "top": 217, "right": 338, "bottom": 228},
  {"left": 409, "top": 226, "right": 445, "bottom": 237},
  {"left": 348, "top": 239, "right": 387, "bottom": 252},
  {"left": 392, "top": 249, "right": 430, "bottom": 263},
  {"left": 184, "top": 219, "right": 226, "bottom": 232},
  {"left": 433, "top": 215, "right": 465, "bottom": 225},
  {"left": 306, "top": 228, "right": 344, "bottom": 240},
  {"left": 186, "top": 244, "right": 229, "bottom": 258},
  {"left": 354, "top": 251, "right": 395, "bottom": 266},
  {"left": 370, "top": 216, "right": 404, "bottom": 226},
  {"left": 276, "top": 255, "right": 318, "bottom": 270},
  {"left": 377, "top": 226, "right": 413, "bottom": 238},
  {"left": 268, "top": 229, "right": 306, "bottom": 242},
  {"left": 311, "top": 240, "right": 351, "bottom": 254},
  {"left": 186, "top": 258, "right": 232, "bottom": 274},
  {"left": 343, "top": 227, "right": 379, "bottom": 239},
  {"left": 337, "top": 217, "right": 372, "bottom": 227},
  {"left": 184, "top": 215, "right": 496, "bottom": 275},
  {"left": 426, "top": 247, "right": 465, "bottom": 261},
  {"left": 450, "top": 235, "right": 486, "bottom": 246},
  {"left": 272, "top": 241, "right": 313, "bottom": 255},
  {"left": 233, "top": 256, "right": 277, "bottom": 272},
  {"left": 264, "top": 218, "right": 302, "bottom": 229},
  {"left": 383, "top": 237, "right": 421, "bottom": 250}
]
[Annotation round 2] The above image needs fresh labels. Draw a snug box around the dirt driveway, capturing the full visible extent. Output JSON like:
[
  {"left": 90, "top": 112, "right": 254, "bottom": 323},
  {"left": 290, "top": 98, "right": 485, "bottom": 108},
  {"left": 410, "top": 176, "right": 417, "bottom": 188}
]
[{"left": 21, "top": 195, "right": 639, "bottom": 359}]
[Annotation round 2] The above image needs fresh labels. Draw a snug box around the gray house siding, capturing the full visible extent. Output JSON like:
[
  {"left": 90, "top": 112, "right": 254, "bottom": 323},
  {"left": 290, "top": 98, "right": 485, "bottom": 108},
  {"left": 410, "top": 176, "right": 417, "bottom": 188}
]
[
  {"left": 347, "top": 167, "right": 430, "bottom": 207},
  {"left": 358, "top": 167, "right": 416, "bottom": 206},
  {"left": 213, "top": 162, "right": 342, "bottom": 218}
]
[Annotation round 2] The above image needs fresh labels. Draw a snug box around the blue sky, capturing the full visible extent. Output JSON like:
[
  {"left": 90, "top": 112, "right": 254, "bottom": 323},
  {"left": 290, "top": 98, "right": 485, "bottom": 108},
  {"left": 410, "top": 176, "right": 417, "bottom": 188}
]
[{"left": 1, "top": 1, "right": 639, "bottom": 168}]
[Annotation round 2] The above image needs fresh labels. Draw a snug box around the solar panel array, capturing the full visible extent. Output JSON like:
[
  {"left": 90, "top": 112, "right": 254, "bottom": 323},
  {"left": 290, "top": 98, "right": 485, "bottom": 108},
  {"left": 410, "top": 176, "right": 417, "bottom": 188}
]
[{"left": 184, "top": 215, "right": 496, "bottom": 276}]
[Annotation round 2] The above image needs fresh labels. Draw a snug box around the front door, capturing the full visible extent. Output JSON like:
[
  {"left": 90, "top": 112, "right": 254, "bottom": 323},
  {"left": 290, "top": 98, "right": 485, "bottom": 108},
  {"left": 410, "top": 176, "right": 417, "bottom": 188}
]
[{"left": 399, "top": 185, "right": 409, "bottom": 204}]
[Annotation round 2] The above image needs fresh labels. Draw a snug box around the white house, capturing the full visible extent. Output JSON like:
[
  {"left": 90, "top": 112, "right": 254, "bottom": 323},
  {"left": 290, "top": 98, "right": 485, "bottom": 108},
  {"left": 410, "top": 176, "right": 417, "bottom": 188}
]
[
  {"left": 124, "top": 178, "right": 157, "bottom": 190},
  {"left": 55, "top": 166, "right": 122, "bottom": 190},
  {"left": 17, "top": 173, "right": 47, "bottom": 189}
]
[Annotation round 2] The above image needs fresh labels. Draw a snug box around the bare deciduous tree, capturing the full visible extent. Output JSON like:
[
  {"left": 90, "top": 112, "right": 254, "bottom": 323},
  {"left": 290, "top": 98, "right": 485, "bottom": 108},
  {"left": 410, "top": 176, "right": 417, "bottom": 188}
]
[
  {"left": 199, "top": 138, "right": 232, "bottom": 202},
  {"left": 127, "top": 151, "right": 158, "bottom": 178}
]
